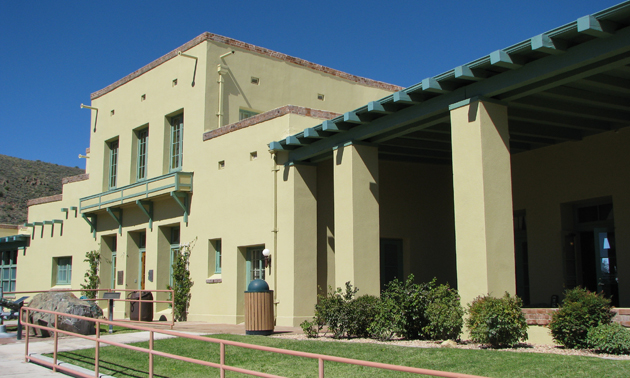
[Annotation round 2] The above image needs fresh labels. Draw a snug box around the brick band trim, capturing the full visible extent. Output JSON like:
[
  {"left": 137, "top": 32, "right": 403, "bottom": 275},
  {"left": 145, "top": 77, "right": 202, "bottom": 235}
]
[
  {"left": 91, "top": 32, "right": 402, "bottom": 100},
  {"left": 62, "top": 173, "right": 89, "bottom": 185},
  {"left": 27, "top": 194, "right": 63, "bottom": 207},
  {"left": 203, "top": 105, "right": 340, "bottom": 141},
  {"left": 522, "top": 308, "right": 630, "bottom": 327},
  {"left": 0, "top": 224, "right": 20, "bottom": 230}
]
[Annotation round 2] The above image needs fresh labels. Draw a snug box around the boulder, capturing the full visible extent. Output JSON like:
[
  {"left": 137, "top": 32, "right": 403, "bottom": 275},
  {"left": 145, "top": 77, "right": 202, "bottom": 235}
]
[{"left": 28, "top": 292, "right": 103, "bottom": 337}]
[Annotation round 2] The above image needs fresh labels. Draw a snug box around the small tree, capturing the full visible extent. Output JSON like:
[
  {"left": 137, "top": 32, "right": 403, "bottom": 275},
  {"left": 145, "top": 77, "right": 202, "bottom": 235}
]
[
  {"left": 80, "top": 250, "right": 100, "bottom": 299},
  {"left": 168, "top": 238, "right": 196, "bottom": 321}
]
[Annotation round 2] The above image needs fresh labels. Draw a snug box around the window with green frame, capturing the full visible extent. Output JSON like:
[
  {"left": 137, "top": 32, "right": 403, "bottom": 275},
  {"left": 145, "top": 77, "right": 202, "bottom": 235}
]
[
  {"left": 212, "top": 239, "right": 221, "bottom": 274},
  {"left": 169, "top": 115, "right": 183, "bottom": 172},
  {"left": 56, "top": 257, "right": 72, "bottom": 285},
  {"left": 246, "top": 246, "right": 265, "bottom": 288},
  {"left": 136, "top": 128, "right": 149, "bottom": 181},
  {"left": 239, "top": 109, "right": 259, "bottom": 121},
  {"left": 108, "top": 139, "right": 119, "bottom": 189},
  {"left": 169, "top": 226, "right": 180, "bottom": 287},
  {"left": 1, "top": 250, "right": 17, "bottom": 292}
]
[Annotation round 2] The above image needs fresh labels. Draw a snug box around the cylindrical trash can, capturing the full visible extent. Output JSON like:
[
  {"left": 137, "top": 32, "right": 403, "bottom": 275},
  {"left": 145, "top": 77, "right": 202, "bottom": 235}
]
[
  {"left": 244, "top": 279, "right": 274, "bottom": 335},
  {"left": 129, "top": 291, "right": 153, "bottom": 322}
]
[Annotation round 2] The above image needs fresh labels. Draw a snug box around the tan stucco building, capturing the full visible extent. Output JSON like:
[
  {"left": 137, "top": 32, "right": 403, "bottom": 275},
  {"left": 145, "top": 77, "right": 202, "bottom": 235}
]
[{"left": 13, "top": 2, "right": 630, "bottom": 341}]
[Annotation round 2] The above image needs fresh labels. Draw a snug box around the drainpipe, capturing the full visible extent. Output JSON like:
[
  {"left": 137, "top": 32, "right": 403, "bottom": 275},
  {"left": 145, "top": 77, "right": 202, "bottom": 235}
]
[
  {"left": 217, "top": 51, "right": 235, "bottom": 128},
  {"left": 270, "top": 150, "right": 279, "bottom": 322}
]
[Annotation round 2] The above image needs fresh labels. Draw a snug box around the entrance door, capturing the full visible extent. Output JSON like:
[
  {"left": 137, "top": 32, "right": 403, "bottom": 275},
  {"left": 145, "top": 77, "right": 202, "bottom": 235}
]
[
  {"left": 594, "top": 228, "right": 618, "bottom": 305},
  {"left": 568, "top": 200, "right": 617, "bottom": 306},
  {"left": 138, "top": 231, "right": 146, "bottom": 290},
  {"left": 246, "top": 246, "right": 265, "bottom": 288},
  {"left": 380, "top": 239, "right": 403, "bottom": 292}
]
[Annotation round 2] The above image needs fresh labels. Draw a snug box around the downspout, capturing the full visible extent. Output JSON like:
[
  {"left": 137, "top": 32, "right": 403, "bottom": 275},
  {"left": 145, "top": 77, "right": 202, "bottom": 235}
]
[
  {"left": 270, "top": 150, "right": 279, "bottom": 323},
  {"left": 217, "top": 51, "right": 235, "bottom": 128}
]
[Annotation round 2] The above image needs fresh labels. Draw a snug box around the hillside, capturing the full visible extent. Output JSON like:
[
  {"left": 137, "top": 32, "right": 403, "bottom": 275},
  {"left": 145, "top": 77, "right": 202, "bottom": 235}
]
[{"left": 0, "top": 155, "right": 84, "bottom": 224}]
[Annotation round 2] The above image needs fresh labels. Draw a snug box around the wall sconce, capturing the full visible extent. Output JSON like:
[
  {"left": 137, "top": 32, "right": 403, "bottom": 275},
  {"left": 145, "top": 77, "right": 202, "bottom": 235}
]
[{"left": 262, "top": 248, "right": 271, "bottom": 268}]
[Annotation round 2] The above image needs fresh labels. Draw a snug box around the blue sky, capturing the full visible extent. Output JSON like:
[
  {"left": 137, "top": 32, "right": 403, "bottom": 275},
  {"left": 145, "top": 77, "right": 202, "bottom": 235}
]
[{"left": 0, "top": 0, "right": 620, "bottom": 168}]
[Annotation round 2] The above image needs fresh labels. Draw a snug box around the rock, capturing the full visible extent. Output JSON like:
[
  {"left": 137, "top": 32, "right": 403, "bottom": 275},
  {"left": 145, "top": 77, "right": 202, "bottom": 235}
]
[
  {"left": 440, "top": 339, "right": 458, "bottom": 348},
  {"left": 28, "top": 292, "right": 103, "bottom": 337}
]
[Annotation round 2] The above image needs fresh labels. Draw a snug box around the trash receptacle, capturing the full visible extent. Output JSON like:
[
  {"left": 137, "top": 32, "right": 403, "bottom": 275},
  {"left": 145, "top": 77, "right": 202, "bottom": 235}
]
[
  {"left": 244, "top": 279, "right": 274, "bottom": 335},
  {"left": 129, "top": 291, "right": 153, "bottom": 322}
]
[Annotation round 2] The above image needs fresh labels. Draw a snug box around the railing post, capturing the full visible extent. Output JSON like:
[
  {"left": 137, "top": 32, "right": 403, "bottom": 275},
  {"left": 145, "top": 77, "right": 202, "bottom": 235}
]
[
  {"left": 319, "top": 357, "right": 324, "bottom": 378},
  {"left": 53, "top": 314, "right": 58, "bottom": 372},
  {"left": 170, "top": 290, "right": 175, "bottom": 329},
  {"left": 23, "top": 308, "right": 30, "bottom": 363},
  {"left": 95, "top": 320, "right": 100, "bottom": 378},
  {"left": 149, "top": 330, "right": 154, "bottom": 378},
  {"left": 220, "top": 342, "right": 225, "bottom": 378}
]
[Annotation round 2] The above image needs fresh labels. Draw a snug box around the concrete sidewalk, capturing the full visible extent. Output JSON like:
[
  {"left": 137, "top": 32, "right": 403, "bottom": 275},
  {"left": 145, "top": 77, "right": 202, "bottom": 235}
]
[{"left": 0, "top": 322, "right": 302, "bottom": 377}]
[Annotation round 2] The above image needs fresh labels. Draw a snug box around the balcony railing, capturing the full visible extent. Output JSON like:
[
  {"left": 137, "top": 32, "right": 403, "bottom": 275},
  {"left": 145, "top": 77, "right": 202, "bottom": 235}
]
[{"left": 79, "top": 172, "right": 193, "bottom": 213}]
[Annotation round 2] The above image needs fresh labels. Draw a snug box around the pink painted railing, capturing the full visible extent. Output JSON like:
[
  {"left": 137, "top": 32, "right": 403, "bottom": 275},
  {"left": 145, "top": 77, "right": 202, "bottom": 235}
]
[
  {"left": 6, "top": 288, "right": 175, "bottom": 329},
  {"left": 20, "top": 306, "right": 488, "bottom": 378}
]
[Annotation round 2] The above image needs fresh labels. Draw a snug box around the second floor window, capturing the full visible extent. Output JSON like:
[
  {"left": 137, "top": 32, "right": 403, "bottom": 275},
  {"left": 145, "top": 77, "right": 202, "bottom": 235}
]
[
  {"left": 108, "top": 139, "right": 119, "bottom": 189},
  {"left": 170, "top": 115, "right": 183, "bottom": 172},
  {"left": 137, "top": 128, "right": 149, "bottom": 181}
]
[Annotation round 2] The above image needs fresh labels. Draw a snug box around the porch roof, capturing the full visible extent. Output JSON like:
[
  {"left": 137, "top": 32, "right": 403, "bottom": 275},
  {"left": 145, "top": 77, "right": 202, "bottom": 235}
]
[
  {"left": 270, "top": 1, "right": 630, "bottom": 165},
  {"left": 0, "top": 235, "right": 30, "bottom": 251}
]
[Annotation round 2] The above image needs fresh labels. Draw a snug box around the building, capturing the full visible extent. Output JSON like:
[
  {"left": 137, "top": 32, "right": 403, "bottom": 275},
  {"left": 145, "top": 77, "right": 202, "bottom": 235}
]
[
  {"left": 0, "top": 224, "right": 28, "bottom": 294},
  {"left": 18, "top": 2, "right": 630, "bottom": 341},
  {"left": 18, "top": 32, "right": 399, "bottom": 326}
]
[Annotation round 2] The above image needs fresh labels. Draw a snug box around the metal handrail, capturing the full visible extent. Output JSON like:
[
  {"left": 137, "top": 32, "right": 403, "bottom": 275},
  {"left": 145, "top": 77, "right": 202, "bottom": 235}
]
[
  {"left": 6, "top": 288, "right": 175, "bottom": 329},
  {"left": 21, "top": 306, "right": 488, "bottom": 378}
]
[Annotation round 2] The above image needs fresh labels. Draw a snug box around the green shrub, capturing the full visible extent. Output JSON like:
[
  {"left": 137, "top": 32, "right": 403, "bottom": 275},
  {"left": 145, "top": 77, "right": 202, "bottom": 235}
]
[
  {"left": 346, "top": 295, "right": 380, "bottom": 338},
  {"left": 466, "top": 293, "right": 528, "bottom": 347},
  {"left": 423, "top": 283, "right": 464, "bottom": 340},
  {"left": 369, "top": 276, "right": 463, "bottom": 341},
  {"left": 587, "top": 323, "right": 630, "bottom": 355},
  {"left": 314, "top": 282, "right": 358, "bottom": 338},
  {"left": 549, "top": 287, "right": 614, "bottom": 349},
  {"left": 300, "top": 319, "right": 319, "bottom": 338}
]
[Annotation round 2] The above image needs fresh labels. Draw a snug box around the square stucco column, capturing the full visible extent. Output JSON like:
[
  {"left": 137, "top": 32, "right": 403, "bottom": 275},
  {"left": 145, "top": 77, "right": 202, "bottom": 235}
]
[
  {"left": 333, "top": 143, "right": 380, "bottom": 296},
  {"left": 276, "top": 162, "right": 318, "bottom": 326},
  {"left": 450, "top": 99, "right": 516, "bottom": 307}
]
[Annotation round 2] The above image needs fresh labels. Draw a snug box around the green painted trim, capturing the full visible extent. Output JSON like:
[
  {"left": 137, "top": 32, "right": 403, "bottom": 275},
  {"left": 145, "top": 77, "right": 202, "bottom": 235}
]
[
  {"left": 422, "top": 77, "right": 452, "bottom": 93},
  {"left": 135, "top": 200, "right": 153, "bottom": 231},
  {"left": 170, "top": 192, "right": 189, "bottom": 224},
  {"left": 80, "top": 172, "right": 193, "bottom": 212},
  {"left": 577, "top": 15, "right": 615, "bottom": 37},
  {"left": 490, "top": 50, "right": 524, "bottom": 69},
  {"left": 448, "top": 96, "right": 506, "bottom": 111},
  {"left": 106, "top": 208, "right": 123, "bottom": 235},
  {"left": 454, "top": 65, "right": 487, "bottom": 81},
  {"left": 393, "top": 91, "right": 421, "bottom": 104},
  {"left": 53, "top": 219, "right": 63, "bottom": 224},
  {"left": 23, "top": 223, "right": 34, "bottom": 228},
  {"left": 367, "top": 101, "right": 392, "bottom": 114},
  {"left": 343, "top": 111, "right": 365, "bottom": 124},
  {"left": 82, "top": 214, "right": 97, "bottom": 238},
  {"left": 43, "top": 221, "right": 53, "bottom": 225},
  {"left": 304, "top": 128, "right": 330, "bottom": 139},
  {"left": 531, "top": 34, "right": 567, "bottom": 55},
  {"left": 322, "top": 120, "right": 351, "bottom": 132}
]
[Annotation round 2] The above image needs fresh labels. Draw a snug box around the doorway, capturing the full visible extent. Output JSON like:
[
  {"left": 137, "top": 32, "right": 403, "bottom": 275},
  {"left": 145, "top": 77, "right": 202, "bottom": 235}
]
[
  {"left": 246, "top": 246, "right": 265, "bottom": 288},
  {"left": 565, "top": 200, "right": 617, "bottom": 306},
  {"left": 380, "top": 239, "right": 403, "bottom": 292}
]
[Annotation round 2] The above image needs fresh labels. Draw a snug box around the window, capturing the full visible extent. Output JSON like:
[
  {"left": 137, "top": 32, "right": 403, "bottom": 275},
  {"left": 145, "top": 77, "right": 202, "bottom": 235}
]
[
  {"left": 246, "top": 246, "right": 265, "bottom": 287},
  {"left": 170, "top": 115, "right": 183, "bottom": 172},
  {"left": 108, "top": 139, "right": 119, "bottom": 189},
  {"left": 211, "top": 239, "right": 222, "bottom": 274},
  {"left": 169, "top": 227, "right": 180, "bottom": 287},
  {"left": 56, "top": 257, "right": 72, "bottom": 285},
  {"left": 1, "top": 250, "right": 17, "bottom": 292},
  {"left": 239, "top": 109, "right": 259, "bottom": 121},
  {"left": 111, "top": 237, "right": 117, "bottom": 289},
  {"left": 136, "top": 128, "right": 149, "bottom": 181}
]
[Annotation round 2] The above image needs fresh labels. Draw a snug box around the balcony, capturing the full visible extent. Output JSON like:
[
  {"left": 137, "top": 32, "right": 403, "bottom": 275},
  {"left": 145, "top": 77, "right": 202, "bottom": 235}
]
[{"left": 79, "top": 172, "right": 193, "bottom": 234}]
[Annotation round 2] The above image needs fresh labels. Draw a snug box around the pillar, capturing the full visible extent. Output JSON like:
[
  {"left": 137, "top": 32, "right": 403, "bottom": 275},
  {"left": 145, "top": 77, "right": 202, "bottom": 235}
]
[
  {"left": 450, "top": 99, "right": 516, "bottom": 307},
  {"left": 276, "top": 163, "right": 318, "bottom": 326},
  {"left": 333, "top": 143, "right": 380, "bottom": 296}
]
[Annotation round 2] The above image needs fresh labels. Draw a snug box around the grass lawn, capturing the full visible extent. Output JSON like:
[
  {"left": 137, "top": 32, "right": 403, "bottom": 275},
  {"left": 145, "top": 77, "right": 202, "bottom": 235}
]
[{"left": 48, "top": 334, "right": 630, "bottom": 378}]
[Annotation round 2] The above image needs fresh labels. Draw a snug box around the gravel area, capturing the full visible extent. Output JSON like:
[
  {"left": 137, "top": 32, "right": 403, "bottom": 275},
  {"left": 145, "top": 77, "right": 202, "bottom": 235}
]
[{"left": 271, "top": 333, "right": 630, "bottom": 360}]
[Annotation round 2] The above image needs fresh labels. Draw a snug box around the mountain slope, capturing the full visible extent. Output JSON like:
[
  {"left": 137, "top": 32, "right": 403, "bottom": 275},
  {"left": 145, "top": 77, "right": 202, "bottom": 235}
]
[{"left": 0, "top": 154, "right": 84, "bottom": 224}]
